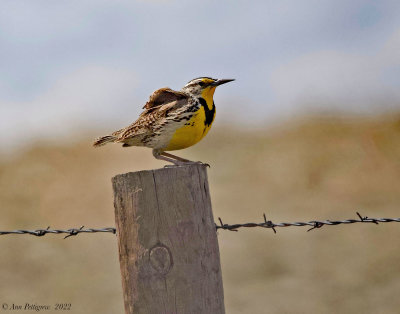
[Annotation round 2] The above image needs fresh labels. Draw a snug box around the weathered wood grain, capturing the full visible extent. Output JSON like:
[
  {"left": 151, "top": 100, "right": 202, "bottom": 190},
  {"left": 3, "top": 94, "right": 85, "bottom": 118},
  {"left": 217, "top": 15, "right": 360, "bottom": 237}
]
[{"left": 112, "top": 164, "right": 225, "bottom": 314}]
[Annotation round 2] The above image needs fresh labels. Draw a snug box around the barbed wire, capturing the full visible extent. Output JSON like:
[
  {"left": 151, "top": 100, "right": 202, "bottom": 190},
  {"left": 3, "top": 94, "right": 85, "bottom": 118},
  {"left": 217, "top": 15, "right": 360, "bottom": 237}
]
[
  {"left": 0, "top": 226, "right": 116, "bottom": 239},
  {"left": 216, "top": 212, "right": 400, "bottom": 233},
  {"left": 0, "top": 213, "right": 399, "bottom": 238}
]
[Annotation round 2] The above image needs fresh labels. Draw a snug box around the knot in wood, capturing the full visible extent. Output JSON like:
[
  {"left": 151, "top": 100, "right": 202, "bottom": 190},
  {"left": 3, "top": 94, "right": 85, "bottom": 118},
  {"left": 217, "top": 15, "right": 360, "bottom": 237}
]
[{"left": 149, "top": 244, "right": 173, "bottom": 275}]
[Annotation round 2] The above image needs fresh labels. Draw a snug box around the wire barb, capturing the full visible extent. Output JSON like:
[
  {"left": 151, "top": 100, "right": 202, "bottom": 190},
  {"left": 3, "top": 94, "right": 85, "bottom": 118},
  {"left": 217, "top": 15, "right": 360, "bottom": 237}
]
[
  {"left": 357, "top": 211, "right": 379, "bottom": 224},
  {"left": 263, "top": 213, "right": 276, "bottom": 233},
  {"left": 307, "top": 221, "right": 324, "bottom": 232},
  {"left": 64, "top": 226, "right": 84, "bottom": 239}
]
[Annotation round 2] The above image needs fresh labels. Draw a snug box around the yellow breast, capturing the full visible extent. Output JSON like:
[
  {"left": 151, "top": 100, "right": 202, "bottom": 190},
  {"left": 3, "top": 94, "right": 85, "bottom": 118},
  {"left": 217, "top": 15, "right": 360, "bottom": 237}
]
[{"left": 164, "top": 105, "right": 215, "bottom": 151}]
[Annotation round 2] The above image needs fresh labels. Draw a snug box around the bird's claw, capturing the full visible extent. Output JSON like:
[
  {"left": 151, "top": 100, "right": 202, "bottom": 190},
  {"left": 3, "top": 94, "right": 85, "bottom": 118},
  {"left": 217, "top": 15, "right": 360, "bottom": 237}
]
[
  {"left": 199, "top": 162, "right": 210, "bottom": 168},
  {"left": 189, "top": 161, "right": 211, "bottom": 168}
]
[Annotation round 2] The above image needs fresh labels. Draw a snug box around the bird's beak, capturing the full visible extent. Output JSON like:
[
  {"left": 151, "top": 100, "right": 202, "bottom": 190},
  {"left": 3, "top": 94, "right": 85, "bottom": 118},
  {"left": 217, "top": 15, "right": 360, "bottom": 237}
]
[{"left": 211, "top": 79, "right": 235, "bottom": 86}]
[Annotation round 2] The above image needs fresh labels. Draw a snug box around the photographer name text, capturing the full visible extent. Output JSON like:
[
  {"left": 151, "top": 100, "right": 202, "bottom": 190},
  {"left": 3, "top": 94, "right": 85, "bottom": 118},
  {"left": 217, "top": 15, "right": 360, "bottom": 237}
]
[{"left": 2, "top": 303, "right": 71, "bottom": 312}]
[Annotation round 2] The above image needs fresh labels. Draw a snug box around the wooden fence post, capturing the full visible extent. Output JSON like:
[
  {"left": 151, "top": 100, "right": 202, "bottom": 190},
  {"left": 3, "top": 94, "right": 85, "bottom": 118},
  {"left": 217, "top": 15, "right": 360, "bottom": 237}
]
[{"left": 112, "top": 164, "right": 225, "bottom": 314}]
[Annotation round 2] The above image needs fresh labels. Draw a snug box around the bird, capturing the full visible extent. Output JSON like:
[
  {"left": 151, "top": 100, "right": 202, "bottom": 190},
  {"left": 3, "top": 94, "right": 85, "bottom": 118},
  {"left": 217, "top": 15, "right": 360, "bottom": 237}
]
[{"left": 93, "top": 77, "right": 234, "bottom": 165}]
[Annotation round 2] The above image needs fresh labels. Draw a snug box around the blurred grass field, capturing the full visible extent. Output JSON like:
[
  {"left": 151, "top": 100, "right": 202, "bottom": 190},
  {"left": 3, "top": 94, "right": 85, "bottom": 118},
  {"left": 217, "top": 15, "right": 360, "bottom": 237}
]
[{"left": 1, "top": 113, "right": 400, "bottom": 314}]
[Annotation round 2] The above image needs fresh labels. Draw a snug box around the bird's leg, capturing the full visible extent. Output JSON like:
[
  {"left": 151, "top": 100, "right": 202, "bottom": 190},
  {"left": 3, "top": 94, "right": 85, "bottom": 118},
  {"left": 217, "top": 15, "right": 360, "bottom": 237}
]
[
  {"left": 152, "top": 150, "right": 209, "bottom": 167},
  {"left": 161, "top": 152, "right": 210, "bottom": 168},
  {"left": 160, "top": 152, "right": 192, "bottom": 163},
  {"left": 152, "top": 149, "right": 186, "bottom": 166}
]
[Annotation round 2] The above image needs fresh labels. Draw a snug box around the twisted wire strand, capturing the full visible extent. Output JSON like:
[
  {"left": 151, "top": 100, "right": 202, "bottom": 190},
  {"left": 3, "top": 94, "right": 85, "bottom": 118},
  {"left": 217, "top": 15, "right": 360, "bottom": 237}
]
[
  {"left": 0, "top": 227, "right": 116, "bottom": 239},
  {"left": 216, "top": 212, "right": 400, "bottom": 233},
  {"left": 0, "top": 213, "right": 399, "bottom": 238}
]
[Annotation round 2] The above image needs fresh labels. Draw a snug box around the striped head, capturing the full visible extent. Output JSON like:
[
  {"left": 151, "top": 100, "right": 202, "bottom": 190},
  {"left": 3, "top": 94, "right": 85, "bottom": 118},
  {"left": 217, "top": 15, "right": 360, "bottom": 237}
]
[{"left": 181, "top": 77, "right": 234, "bottom": 99}]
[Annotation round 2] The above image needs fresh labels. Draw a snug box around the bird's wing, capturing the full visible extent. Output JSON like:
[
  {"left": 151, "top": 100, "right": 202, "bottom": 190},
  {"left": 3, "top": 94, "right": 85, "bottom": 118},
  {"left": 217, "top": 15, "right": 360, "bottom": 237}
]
[
  {"left": 142, "top": 87, "right": 188, "bottom": 110},
  {"left": 115, "top": 88, "right": 190, "bottom": 141}
]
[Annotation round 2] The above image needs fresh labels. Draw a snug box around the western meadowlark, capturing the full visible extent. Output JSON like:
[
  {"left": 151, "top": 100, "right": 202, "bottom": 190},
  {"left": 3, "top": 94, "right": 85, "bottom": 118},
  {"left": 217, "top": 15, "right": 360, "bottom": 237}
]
[{"left": 93, "top": 77, "right": 234, "bottom": 165}]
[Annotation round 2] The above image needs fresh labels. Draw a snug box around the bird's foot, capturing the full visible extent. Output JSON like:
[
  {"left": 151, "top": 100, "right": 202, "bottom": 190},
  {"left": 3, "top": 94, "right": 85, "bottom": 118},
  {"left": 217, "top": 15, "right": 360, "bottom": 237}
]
[
  {"left": 192, "top": 161, "right": 210, "bottom": 168},
  {"left": 163, "top": 164, "right": 181, "bottom": 168},
  {"left": 163, "top": 161, "right": 210, "bottom": 168}
]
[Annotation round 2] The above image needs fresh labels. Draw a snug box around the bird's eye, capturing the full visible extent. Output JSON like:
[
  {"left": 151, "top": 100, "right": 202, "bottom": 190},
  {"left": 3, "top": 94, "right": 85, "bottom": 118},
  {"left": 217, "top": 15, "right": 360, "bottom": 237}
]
[{"left": 198, "top": 81, "right": 205, "bottom": 87}]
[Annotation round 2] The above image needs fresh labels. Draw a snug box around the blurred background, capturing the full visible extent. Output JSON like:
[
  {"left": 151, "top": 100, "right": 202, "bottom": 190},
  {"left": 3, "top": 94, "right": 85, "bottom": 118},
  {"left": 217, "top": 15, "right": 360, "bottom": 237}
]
[{"left": 1, "top": 1, "right": 400, "bottom": 313}]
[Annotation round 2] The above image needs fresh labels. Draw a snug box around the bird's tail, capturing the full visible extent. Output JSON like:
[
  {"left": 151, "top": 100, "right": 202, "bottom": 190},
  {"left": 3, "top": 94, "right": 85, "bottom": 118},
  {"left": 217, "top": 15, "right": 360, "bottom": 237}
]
[{"left": 93, "top": 135, "right": 117, "bottom": 147}]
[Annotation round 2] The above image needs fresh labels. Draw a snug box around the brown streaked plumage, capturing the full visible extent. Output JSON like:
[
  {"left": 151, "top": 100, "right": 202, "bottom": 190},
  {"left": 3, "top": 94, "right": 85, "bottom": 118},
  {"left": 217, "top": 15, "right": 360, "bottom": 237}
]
[{"left": 93, "top": 77, "right": 234, "bottom": 165}]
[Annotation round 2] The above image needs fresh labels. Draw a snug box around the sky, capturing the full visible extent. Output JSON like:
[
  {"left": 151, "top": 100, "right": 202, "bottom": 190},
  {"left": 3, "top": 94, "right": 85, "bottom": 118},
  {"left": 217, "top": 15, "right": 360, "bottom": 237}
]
[{"left": 1, "top": 0, "right": 400, "bottom": 151}]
